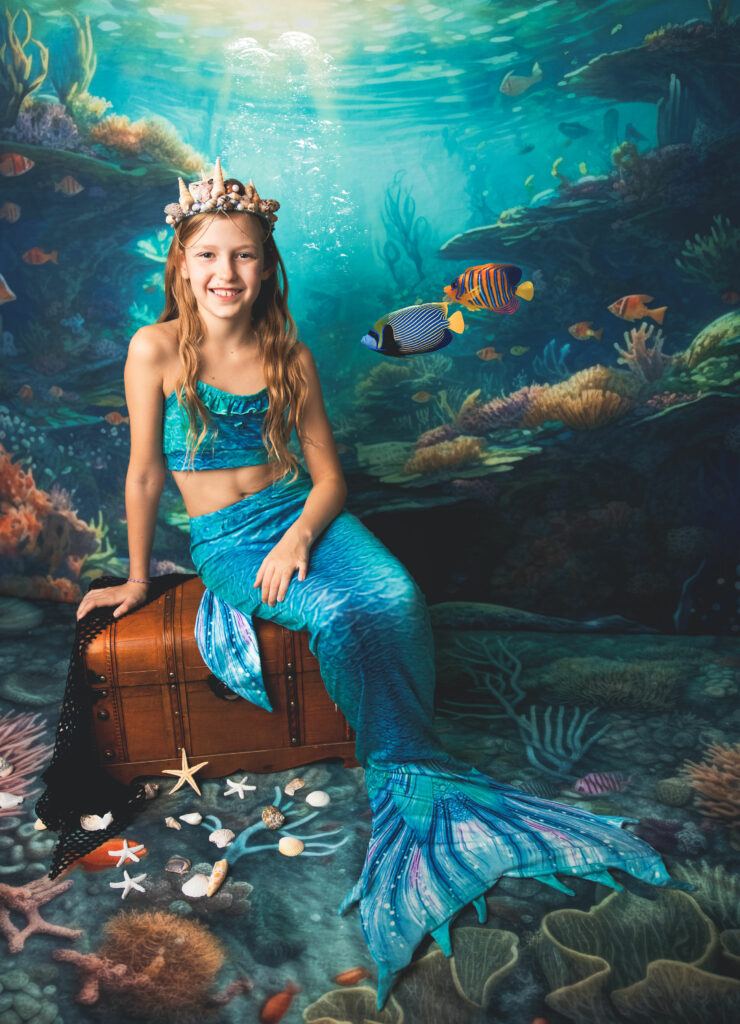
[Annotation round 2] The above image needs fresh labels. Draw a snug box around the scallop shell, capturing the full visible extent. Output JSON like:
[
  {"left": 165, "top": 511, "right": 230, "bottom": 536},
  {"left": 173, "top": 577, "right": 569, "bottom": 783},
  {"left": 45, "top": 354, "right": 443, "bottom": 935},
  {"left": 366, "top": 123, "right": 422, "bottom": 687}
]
[
  {"left": 0, "top": 792, "right": 23, "bottom": 809},
  {"left": 261, "top": 805, "right": 285, "bottom": 830},
  {"left": 278, "top": 836, "right": 305, "bottom": 857},
  {"left": 181, "top": 873, "right": 209, "bottom": 898},
  {"left": 0, "top": 756, "right": 13, "bottom": 779},
  {"left": 284, "top": 778, "right": 305, "bottom": 796},
  {"left": 165, "top": 816, "right": 182, "bottom": 830},
  {"left": 208, "top": 828, "right": 235, "bottom": 848},
  {"left": 179, "top": 812, "right": 203, "bottom": 825},
  {"left": 206, "top": 858, "right": 228, "bottom": 896},
  {"left": 165, "top": 856, "right": 191, "bottom": 874},
  {"left": 306, "top": 790, "right": 330, "bottom": 808},
  {"left": 80, "top": 811, "right": 113, "bottom": 831}
]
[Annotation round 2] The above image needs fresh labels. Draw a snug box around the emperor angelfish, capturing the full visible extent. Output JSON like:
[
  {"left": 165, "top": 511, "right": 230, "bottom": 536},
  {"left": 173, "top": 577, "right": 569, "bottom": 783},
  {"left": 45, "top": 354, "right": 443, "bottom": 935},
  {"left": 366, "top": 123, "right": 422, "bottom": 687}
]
[
  {"left": 360, "top": 302, "right": 465, "bottom": 358},
  {"left": 444, "top": 263, "right": 534, "bottom": 314}
]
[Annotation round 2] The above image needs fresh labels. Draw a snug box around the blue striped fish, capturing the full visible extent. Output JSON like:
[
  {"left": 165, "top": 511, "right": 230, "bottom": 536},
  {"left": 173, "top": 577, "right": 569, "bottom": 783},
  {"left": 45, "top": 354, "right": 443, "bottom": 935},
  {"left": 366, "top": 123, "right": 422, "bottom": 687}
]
[
  {"left": 444, "top": 263, "right": 534, "bottom": 314},
  {"left": 360, "top": 302, "right": 465, "bottom": 358}
]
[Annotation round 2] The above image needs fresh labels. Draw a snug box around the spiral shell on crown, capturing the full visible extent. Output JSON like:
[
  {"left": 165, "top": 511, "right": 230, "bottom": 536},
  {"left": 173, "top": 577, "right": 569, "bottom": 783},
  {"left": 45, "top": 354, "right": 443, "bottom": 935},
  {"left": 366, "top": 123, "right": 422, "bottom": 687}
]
[{"left": 165, "top": 167, "right": 279, "bottom": 227}]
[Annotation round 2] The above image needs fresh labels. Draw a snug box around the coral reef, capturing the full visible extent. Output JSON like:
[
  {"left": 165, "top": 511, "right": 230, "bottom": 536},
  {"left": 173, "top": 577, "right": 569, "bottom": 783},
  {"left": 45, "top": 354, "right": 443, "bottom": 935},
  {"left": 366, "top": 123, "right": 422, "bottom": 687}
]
[
  {"left": 673, "top": 859, "right": 740, "bottom": 932},
  {"left": 655, "top": 776, "right": 693, "bottom": 807},
  {"left": 0, "top": 6, "right": 49, "bottom": 129},
  {"left": 680, "top": 309, "right": 740, "bottom": 369},
  {"left": 89, "top": 113, "right": 205, "bottom": 172},
  {"left": 54, "top": 910, "right": 252, "bottom": 1021},
  {"left": 683, "top": 741, "right": 740, "bottom": 825},
  {"left": 521, "top": 385, "right": 633, "bottom": 430},
  {"left": 403, "top": 435, "right": 485, "bottom": 475},
  {"left": 540, "top": 656, "right": 682, "bottom": 710},
  {"left": 0, "top": 710, "right": 53, "bottom": 829},
  {"left": 675, "top": 214, "right": 740, "bottom": 295},
  {"left": 614, "top": 321, "right": 673, "bottom": 383},
  {"left": 537, "top": 888, "right": 740, "bottom": 1024},
  {"left": 6, "top": 96, "right": 85, "bottom": 150},
  {"left": 0, "top": 875, "right": 82, "bottom": 953}
]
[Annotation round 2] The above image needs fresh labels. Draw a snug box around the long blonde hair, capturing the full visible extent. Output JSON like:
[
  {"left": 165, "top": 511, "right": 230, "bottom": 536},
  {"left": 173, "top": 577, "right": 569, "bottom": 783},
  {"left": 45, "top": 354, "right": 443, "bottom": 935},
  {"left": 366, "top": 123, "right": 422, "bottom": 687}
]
[{"left": 157, "top": 209, "right": 308, "bottom": 482}]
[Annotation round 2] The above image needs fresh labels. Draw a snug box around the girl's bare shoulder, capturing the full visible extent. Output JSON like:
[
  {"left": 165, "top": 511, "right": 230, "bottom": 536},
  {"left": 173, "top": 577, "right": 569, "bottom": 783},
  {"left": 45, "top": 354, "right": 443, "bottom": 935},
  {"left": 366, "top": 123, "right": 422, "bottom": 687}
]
[{"left": 128, "top": 320, "right": 178, "bottom": 368}]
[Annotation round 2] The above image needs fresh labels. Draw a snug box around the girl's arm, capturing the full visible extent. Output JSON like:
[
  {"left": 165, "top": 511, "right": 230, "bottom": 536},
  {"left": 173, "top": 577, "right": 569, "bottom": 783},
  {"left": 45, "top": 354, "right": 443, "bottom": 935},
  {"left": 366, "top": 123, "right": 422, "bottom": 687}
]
[{"left": 76, "top": 328, "right": 166, "bottom": 620}]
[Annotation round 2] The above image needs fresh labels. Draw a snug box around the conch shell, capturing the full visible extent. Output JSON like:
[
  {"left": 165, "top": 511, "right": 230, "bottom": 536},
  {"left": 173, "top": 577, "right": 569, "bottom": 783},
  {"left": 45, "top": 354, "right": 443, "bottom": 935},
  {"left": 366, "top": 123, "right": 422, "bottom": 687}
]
[
  {"left": 211, "top": 156, "right": 226, "bottom": 199},
  {"left": 207, "top": 858, "right": 228, "bottom": 896},
  {"left": 178, "top": 177, "right": 193, "bottom": 211}
]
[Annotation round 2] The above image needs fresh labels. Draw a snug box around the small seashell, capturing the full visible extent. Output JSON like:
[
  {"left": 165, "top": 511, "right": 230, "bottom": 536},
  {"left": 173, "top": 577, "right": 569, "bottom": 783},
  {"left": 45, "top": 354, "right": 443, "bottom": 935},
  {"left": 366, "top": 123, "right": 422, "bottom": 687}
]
[
  {"left": 143, "top": 783, "right": 160, "bottom": 800},
  {"left": 278, "top": 836, "right": 305, "bottom": 857},
  {"left": 164, "top": 203, "right": 182, "bottom": 217},
  {"left": 165, "top": 816, "right": 182, "bottom": 830},
  {"left": 165, "top": 856, "right": 191, "bottom": 874},
  {"left": 262, "top": 805, "right": 285, "bottom": 829},
  {"left": 179, "top": 812, "right": 203, "bottom": 825},
  {"left": 181, "top": 873, "right": 209, "bottom": 898},
  {"left": 284, "top": 778, "right": 305, "bottom": 796},
  {"left": 80, "top": 811, "right": 113, "bottom": 831},
  {"left": 206, "top": 858, "right": 228, "bottom": 896},
  {"left": 208, "top": 828, "right": 235, "bottom": 848},
  {"left": 0, "top": 792, "right": 23, "bottom": 810},
  {"left": 306, "top": 790, "right": 330, "bottom": 808},
  {"left": 33, "top": 817, "right": 47, "bottom": 831},
  {"left": 0, "top": 756, "right": 14, "bottom": 779}
]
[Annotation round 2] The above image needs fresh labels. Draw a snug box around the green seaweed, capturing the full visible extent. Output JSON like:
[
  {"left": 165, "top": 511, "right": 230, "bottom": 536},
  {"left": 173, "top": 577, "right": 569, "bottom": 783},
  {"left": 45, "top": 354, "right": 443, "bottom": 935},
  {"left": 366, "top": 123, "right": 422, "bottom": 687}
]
[{"left": 0, "top": 6, "right": 49, "bottom": 129}]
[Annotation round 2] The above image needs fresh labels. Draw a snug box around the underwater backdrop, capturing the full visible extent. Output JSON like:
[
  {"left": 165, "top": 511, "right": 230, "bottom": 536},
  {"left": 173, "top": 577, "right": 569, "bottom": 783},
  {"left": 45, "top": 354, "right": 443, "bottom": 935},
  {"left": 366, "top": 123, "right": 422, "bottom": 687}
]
[{"left": 1, "top": 1, "right": 740, "bottom": 1023}]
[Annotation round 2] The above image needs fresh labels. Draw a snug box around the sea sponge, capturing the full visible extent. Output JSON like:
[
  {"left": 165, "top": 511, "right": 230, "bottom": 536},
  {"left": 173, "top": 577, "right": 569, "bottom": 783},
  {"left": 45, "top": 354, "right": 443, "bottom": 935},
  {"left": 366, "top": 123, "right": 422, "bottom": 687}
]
[
  {"left": 683, "top": 742, "right": 740, "bottom": 825},
  {"left": 541, "top": 656, "right": 682, "bottom": 710},
  {"left": 656, "top": 776, "right": 693, "bottom": 807},
  {"left": 403, "top": 435, "right": 484, "bottom": 474}
]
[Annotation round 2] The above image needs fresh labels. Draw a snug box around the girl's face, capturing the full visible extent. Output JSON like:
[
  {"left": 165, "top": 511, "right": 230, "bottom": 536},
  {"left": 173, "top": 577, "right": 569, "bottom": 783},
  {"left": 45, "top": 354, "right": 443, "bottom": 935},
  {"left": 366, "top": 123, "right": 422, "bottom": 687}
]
[{"left": 179, "top": 213, "right": 273, "bottom": 322}]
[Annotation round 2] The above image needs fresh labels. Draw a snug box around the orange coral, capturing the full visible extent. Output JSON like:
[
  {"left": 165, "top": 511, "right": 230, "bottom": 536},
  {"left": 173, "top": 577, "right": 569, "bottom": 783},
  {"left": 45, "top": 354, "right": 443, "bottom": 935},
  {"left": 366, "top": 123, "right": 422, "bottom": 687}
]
[
  {"left": 683, "top": 742, "right": 740, "bottom": 825},
  {"left": 403, "top": 435, "right": 484, "bottom": 474},
  {"left": 522, "top": 387, "right": 632, "bottom": 429},
  {"left": 89, "top": 113, "right": 144, "bottom": 153},
  {"left": 90, "top": 114, "right": 204, "bottom": 172}
]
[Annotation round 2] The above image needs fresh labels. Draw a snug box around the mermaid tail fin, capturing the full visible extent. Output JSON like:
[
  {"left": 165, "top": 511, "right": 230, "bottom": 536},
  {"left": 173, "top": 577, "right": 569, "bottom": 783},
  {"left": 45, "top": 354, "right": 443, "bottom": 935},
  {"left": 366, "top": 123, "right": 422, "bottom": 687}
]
[
  {"left": 194, "top": 588, "right": 273, "bottom": 711},
  {"left": 338, "top": 757, "right": 693, "bottom": 1012}
]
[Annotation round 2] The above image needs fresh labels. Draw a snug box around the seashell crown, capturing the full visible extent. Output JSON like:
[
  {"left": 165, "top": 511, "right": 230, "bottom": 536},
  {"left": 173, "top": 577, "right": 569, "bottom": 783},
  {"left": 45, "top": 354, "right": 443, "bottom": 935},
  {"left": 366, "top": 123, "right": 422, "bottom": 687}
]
[{"left": 163, "top": 156, "right": 280, "bottom": 230}]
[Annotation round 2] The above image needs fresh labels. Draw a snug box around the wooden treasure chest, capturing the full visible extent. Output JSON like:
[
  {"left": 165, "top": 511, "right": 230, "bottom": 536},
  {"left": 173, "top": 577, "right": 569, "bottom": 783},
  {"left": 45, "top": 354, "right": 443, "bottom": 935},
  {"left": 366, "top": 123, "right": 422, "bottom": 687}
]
[{"left": 83, "top": 574, "right": 359, "bottom": 784}]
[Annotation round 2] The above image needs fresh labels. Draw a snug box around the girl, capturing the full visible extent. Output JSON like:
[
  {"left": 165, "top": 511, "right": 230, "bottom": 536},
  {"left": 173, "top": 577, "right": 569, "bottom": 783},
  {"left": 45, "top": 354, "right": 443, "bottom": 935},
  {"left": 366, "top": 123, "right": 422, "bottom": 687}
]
[{"left": 67, "top": 160, "right": 689, "bottom": 1009}]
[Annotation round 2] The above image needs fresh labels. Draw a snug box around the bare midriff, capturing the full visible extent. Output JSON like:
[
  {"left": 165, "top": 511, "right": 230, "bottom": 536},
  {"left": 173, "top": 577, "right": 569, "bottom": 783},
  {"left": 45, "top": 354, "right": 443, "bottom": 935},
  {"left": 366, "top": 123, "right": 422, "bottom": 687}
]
[{"left": 159, "top": 326, "right": 284, "bottom": 519}]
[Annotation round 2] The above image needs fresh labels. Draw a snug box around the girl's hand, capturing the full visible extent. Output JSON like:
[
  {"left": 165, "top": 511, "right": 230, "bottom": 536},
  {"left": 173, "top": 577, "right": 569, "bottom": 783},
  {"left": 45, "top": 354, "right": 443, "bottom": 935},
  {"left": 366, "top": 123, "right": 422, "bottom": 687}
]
[
  {"left": 76, "top": 581, "right": 151, "bottom": 622},
  {"left": 254, "top": 530, "right": 310, "bottom": 606}
]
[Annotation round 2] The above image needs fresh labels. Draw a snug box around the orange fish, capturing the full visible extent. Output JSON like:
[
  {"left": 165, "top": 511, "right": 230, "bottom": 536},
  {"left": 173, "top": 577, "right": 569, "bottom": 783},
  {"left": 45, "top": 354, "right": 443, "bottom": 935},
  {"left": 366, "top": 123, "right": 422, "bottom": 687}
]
[
  {"left": 22, "top": 247, "right": 58, "bottom": 265},
  {"left": 721, "top": 290, "right": 740, "bottom": 304},
  {"left": 54, "top": 175, "right": 84, "bottom": 196},
  {"left": 476, "top": 346, "right": 503, "bottom": 361},
  {"left": 48, "top": 385, "right": 64, "bottom": 398},
  {"left": 0, "top": 201, "right": 20, "bottom": 222},
  {"left": 333, "top": 966, "right": 373, "bottom": 986},
  {"left": 72, "top": 838, "right": 148, "bottom": 872},
  {"left": 105, "top": 411, "right": 130, "bottom": 425},
  {"left": 568, "top": 321, "right": 603, "bottom": 341},
  {"left": 17, "top": 385, "right": 33, "bottom": 401},
  {"left": 0, "top": 273, "right": 16, "bottom": 304},
  {"left": 0, "top": 153, "right": 34, "bottom": 176},
  {"left": 608, "top": 294, "right": 667, "bottom": 324},
  {"left": 411, "top": 390, "right": 433, "bottom": 402},
  {"left": 259, "top": 981, "right": 301, "bottom": 1023}
]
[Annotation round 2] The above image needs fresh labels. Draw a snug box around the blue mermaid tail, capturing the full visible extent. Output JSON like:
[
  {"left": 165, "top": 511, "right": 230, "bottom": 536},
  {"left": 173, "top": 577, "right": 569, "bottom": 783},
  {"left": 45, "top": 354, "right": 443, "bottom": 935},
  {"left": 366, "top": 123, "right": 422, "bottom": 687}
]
[{"left": 338, "top": 756, "right": 694, "bottom": 1011}]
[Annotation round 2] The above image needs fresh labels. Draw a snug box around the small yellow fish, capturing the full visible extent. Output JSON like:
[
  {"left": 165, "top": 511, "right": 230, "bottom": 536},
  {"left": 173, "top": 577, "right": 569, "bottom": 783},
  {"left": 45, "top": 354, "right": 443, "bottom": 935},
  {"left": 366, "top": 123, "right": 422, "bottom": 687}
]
[
  {"left": 551, "top": 157, "right": 571, "bottom": 186},
  {"left": 411, "top": 391, "right": 433, "bottom": 403},
  {"left": 524, "top": 174, "right": 535, "bottom": 189},
  {"left": 578, "top": 161, "right": 587, "bottom": 175},
  {"left": 611, "top": 23, "right": 623, "bottom": 34},
  {"left": 510, "top": 345, "right": 530, "bottom": 356}
]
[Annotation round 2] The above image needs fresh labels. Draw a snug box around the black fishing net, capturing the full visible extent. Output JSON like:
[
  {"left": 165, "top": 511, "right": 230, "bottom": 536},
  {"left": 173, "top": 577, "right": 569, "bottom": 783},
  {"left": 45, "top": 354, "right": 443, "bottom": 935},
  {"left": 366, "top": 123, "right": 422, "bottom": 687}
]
[{"left": 36, "top": 572, "right": 193, "bottom": 878}]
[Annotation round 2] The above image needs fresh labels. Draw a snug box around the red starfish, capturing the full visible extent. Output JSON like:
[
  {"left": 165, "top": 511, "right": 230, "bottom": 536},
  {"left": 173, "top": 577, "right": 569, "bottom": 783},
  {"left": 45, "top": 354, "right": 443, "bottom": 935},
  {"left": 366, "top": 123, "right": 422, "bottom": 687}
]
[{"left": 0, "top": 875, "right": 84, "bottom": 953}]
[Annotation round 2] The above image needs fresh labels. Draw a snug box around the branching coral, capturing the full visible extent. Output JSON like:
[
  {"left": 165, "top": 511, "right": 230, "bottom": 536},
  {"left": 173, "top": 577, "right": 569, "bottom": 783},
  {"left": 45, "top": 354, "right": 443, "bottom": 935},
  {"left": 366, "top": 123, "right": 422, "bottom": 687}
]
[
  {"left": 0, "top": 5, "right": 49, "bottom": 129},
  {"left": 683, "top": 742, "right": 740, "bottom": 825},
  {"left": 675, "top": 215, "right": 740, "bottom": 295},
  {"left": 90, "top": 113, "right": 204, "bottom": 172},
  {"left": 0, "top": 710, "right": 53, "bottom": 831},
  {"left": 0, "top": 875, "right": 82, "bottom": 952},
  {"left": 403, "top": 435, "right": 484, "bottom": 474},
  {"left": 614, "top": 320, "right": 673, "bottom": 382}
]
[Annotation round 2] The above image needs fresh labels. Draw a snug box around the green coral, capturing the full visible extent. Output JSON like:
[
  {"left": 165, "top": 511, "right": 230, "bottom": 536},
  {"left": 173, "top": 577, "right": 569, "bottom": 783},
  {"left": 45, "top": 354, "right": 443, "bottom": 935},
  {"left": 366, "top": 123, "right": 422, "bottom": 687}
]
[
  {"left": 0, "top": 5, "right": 49, "bottom": 129},
  {"left": 675, "top": 215, "right": 740, "bottom": 295},
  {"left": 691, "top": 355, "right": 740, "bottom": 390},
  {"left": 79, "top": 510, "right": 128, "bottom": 580},
  {"left": 540, "top": 656, "right": 684, "bottom": 710},
  {"left": 681, "top": 310, "right": 740, "bottom": 369}
]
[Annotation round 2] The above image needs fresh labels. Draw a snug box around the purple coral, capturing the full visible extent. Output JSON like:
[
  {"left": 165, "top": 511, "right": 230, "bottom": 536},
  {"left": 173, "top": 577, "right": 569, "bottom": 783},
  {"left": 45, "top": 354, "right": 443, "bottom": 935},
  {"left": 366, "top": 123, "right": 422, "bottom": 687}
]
[
  {"left": 7, "top": 101, "right": 84, "bottom": 152},
  {"left": 457, "top": 385, "right": 544, "bottom": 435},
  {"left": 415, "top": 422, "right": 461, "bottom": 449}
]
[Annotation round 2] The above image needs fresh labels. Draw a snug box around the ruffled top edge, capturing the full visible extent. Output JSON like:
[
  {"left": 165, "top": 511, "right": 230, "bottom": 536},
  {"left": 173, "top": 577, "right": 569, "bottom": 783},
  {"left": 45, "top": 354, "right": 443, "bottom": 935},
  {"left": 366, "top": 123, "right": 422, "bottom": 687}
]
[{"left": 165, "top": 379, "right": 270, "bottom": 415}]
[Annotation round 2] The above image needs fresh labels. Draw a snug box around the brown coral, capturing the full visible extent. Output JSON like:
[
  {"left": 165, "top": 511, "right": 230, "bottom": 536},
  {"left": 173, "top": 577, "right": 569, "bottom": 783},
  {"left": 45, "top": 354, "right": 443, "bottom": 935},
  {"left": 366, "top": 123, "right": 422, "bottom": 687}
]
[
  {"left": 403, "top": 435, "right": 484, "bottom": 474},
  {"left": 683, "top": 742, "right": 740, "bottom": 825}
]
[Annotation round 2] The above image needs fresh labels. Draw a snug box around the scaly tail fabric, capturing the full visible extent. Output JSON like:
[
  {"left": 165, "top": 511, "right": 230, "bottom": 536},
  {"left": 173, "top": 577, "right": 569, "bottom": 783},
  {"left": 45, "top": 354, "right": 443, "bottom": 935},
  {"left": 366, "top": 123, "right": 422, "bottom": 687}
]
[{"left": 338, "top": 756, "right": 694, "bottom": 1010}]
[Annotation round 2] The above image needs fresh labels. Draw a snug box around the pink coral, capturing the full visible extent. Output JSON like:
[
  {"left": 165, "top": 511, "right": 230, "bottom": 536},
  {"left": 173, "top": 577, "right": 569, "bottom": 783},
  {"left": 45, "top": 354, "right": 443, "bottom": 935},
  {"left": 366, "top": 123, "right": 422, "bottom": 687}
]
[
  {"left": 0, "top": 711, "right": 54, "bottom": 829},
  {"left": 613, "top": 321, "right": 673, "bottom": 382}
]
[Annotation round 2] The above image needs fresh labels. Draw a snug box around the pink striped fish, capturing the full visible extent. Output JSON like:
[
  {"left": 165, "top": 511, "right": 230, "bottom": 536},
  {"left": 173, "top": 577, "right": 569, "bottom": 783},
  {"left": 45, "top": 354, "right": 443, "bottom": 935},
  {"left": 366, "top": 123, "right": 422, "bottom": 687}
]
[{"left": 573, "top": 771, "right": 632, "bottom": 796}]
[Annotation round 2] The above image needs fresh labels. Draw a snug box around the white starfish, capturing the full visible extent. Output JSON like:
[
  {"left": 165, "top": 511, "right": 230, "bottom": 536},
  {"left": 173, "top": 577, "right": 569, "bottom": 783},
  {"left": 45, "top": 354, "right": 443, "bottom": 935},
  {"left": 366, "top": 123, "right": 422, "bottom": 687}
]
[
  {"left": 109, "top": 870, "right": 147, "bottom": 900},
  {"left": 107, "top": 839, "right": 146, "bottom": 868},
  {"left": 223, "top": 775, "right": 257, "bottom": 799}
]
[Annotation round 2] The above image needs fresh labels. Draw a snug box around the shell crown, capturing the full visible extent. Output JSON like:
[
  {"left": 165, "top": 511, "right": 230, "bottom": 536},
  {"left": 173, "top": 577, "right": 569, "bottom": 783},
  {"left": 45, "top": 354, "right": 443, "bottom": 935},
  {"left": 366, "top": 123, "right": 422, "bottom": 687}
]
[{"left": 164, "top": 156, "right": 279, "bottom": 228}]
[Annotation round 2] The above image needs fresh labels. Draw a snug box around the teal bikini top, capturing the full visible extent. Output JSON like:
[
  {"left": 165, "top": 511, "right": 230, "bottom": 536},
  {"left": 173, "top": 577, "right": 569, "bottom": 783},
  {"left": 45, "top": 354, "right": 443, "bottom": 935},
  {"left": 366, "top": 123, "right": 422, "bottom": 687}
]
[{"left": 162, "top": 380, "right": 272, "bottom": 471}]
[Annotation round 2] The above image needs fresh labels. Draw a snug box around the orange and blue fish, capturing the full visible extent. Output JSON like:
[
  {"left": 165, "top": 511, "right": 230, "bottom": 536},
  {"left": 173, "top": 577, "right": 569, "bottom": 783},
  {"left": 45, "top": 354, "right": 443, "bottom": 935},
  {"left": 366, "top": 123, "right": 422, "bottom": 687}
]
[
  {"left": 444, "top": 263, "right": 534, "bottom": 314},
  {"left": 360, "top": 302, "right": 465, "bottom": 358}
]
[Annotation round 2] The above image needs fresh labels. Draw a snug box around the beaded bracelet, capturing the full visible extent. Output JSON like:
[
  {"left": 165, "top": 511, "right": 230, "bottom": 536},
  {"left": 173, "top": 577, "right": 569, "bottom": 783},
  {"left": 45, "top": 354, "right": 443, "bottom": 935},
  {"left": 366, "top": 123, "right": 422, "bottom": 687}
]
[{"left": 127, "top": 577, "right": 151, "bottom": 584}]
